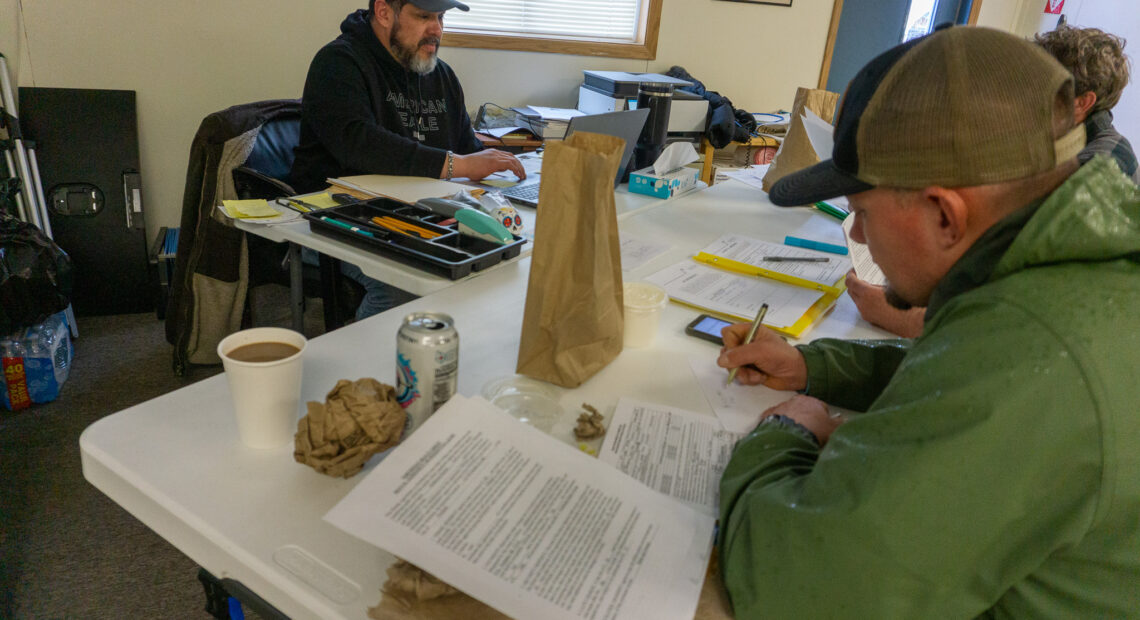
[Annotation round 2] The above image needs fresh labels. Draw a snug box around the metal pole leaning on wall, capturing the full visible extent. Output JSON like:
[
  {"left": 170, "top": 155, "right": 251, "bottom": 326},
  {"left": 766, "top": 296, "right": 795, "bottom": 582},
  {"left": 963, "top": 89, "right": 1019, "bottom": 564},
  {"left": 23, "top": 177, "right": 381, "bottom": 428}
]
[
  {"left": 25, "top": 144, "right": 52, "bottom": 238},
  {"left": 0, "top": 53, "right": 47, "bottom": 231},
  {"left": 0, "top": 54, "right": 78, "bottom": 338},
  {"left": 2, "top": 146, "right": 31, "bottom": 221}
]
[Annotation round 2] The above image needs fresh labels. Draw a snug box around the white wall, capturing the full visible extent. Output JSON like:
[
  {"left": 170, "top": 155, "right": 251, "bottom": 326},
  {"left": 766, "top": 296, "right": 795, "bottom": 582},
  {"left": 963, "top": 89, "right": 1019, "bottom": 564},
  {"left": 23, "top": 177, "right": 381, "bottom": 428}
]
[
  {"left": 974, "top": 0, "right": 1027, "bottom": 31},
  {"left": 0, "top": 0, "right": 836, "bottom": 240},
  {"left": 0, "top": 0, "right": 22, "bottom": 95}
]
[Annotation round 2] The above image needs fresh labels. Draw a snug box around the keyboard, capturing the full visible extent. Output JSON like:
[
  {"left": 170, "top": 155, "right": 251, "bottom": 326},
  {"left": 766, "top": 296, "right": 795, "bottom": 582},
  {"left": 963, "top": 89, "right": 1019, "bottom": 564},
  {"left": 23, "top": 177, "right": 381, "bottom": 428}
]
[{"left": 500, "top": 182, "right": 540, "bottom": 206}]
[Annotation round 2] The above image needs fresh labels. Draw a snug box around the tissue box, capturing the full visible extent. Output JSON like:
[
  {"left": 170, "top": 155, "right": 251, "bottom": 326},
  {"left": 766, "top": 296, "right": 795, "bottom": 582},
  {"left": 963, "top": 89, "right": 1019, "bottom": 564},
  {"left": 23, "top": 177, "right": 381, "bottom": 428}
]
[{"left": 628, "top": 166, "right": 699, "bottom": 199}]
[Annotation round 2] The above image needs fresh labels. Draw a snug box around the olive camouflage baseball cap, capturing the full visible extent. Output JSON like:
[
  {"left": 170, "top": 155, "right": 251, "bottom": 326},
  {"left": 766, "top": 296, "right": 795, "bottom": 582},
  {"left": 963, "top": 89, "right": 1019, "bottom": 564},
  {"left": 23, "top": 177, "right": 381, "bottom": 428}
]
[{"left": 769, "top": 26, "right": 1085, "bottom": 206}]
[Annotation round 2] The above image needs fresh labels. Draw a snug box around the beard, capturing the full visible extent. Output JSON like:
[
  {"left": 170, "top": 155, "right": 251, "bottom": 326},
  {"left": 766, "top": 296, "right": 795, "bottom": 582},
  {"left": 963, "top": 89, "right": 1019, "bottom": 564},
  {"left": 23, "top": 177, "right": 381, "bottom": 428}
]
[
  {"left": 390, "top": 21, "right": 440, "bottom": 74},
  {"left": 884, "top": 285, "right": 914, "bottom": 310}
]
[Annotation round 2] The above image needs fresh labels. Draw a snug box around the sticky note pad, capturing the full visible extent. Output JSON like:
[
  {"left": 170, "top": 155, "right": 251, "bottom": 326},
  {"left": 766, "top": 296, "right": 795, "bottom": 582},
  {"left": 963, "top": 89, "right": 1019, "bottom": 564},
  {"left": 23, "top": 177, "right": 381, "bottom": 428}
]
[
  {"left": 299, "top": 193, "right": 340, "bottom": 209},
  {"left": 222, "top": 199, "right": 278, "bottom": 219}
]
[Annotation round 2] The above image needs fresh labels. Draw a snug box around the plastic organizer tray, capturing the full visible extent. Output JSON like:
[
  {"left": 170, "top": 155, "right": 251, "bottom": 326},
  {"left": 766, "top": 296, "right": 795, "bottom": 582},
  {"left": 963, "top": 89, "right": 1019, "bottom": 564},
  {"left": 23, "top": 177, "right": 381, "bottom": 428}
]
[{"left": 304, "top": 198, "right": 527, "bottom": 280}]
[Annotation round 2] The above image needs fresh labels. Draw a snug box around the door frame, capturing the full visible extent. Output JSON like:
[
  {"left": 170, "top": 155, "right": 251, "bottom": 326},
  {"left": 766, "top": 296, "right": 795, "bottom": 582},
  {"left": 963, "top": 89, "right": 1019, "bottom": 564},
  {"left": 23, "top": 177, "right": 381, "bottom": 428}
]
[{"left": 817, "top": 0, "right": 986, "bottom": 89}]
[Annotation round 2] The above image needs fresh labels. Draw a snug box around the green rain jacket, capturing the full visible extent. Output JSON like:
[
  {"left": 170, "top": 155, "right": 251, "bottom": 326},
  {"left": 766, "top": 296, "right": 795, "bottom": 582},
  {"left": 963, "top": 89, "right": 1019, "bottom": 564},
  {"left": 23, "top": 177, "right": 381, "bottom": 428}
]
[{"left": 719, "top": 158, "right": 1140, "bottom": 619}]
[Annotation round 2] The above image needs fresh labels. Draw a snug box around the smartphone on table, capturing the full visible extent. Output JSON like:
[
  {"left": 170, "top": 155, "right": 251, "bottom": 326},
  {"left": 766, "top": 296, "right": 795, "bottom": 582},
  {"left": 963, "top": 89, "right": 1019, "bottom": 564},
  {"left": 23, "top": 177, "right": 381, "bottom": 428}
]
[{"left": 685, "top": 314, "right": 732, "bottom": 345}]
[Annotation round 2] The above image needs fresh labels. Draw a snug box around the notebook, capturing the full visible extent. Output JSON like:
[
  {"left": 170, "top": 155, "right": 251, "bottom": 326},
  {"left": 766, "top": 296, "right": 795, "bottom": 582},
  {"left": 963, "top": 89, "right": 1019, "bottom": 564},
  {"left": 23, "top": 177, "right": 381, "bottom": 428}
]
[{"left": 499, "top": 108, "right": 651, "bottom": 208}]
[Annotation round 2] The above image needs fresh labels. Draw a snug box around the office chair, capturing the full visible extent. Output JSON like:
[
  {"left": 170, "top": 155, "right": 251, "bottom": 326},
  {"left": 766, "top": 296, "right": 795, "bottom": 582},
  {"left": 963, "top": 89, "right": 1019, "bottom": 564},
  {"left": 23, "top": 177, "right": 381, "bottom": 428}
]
[{"left": 231, "top": 108, "right": 361, "bottom": 332}]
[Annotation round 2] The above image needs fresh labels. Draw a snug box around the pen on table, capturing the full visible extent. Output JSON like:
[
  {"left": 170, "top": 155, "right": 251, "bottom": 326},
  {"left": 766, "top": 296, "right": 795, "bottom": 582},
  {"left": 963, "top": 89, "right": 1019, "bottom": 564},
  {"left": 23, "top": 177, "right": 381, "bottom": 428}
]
[
  {"left": 762, "top": 256, "right": 830, "bottom": 262},
  {"left": 726, "top": 303, "right": 769, "bottom": 386},
  {"left": 284, "top": 197, "right": 326, "bottom": 212},
  {"left": 275, "top": 198, "right": 308, "bottom": 214},
  {"left": 785, "top": 235, "right": 849, "bottom": 256},
  {"left": 814, "top": 201, "right": 849, "bottom": 221},
  {"left": 320, "top": 216, "right": 376, "bottom": 238}
]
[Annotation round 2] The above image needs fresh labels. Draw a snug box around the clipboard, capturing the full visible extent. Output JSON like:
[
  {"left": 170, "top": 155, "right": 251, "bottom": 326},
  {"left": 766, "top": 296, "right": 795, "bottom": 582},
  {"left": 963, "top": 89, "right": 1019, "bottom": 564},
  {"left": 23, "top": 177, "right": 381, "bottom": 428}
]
[{"left": 646, "top": 237, "right": 849, "bottom": 338}]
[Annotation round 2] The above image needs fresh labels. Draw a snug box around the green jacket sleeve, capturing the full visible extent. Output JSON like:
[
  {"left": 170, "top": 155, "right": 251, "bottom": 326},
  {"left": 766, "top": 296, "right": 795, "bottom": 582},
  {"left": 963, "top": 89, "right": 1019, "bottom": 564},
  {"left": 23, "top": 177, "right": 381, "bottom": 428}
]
[
  {"left": 797, "top": 338, "right": 912, "bottom": 411},
  {"left": 718, "top": 299, "right": 1103, "bottom": 619}
]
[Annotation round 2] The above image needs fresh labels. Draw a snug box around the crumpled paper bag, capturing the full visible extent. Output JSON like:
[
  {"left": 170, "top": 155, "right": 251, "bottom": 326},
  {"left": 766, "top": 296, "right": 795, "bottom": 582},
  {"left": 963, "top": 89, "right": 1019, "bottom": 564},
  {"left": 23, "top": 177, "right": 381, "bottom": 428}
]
[
  {"left": 367, "top": 556, "right": 732, "bottom": 620},
  {"left": 761, "top": 87, "right": 840, "bottom": 197},
  {"left": 294, "top": 378, "right": 405, "bottom": 478}
]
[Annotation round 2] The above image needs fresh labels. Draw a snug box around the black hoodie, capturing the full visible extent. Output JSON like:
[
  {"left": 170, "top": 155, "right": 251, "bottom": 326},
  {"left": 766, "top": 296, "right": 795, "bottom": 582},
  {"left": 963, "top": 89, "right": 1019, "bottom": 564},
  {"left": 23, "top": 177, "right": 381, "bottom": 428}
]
[{"left": 289, "top": 9, "right": 482, "bottom": 193}]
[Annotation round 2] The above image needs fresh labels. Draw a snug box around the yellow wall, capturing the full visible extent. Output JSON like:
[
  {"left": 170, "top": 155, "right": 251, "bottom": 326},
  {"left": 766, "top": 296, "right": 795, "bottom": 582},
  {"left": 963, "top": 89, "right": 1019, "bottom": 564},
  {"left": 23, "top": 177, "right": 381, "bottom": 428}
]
[{"left": 0, "top": 0, "right": 836, "bottom": 237}]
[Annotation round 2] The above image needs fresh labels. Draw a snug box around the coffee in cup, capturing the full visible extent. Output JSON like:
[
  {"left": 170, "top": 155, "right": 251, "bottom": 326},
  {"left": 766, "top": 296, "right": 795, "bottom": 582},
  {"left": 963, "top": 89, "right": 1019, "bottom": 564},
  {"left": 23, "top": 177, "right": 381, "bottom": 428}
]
[{"left": 217, "top": 327, "right": 307, "bottom": 449}]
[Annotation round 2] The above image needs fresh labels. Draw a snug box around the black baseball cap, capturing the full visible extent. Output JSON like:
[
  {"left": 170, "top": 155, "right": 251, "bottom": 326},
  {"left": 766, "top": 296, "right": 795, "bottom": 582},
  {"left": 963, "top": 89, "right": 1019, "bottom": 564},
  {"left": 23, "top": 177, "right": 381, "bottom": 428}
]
[
  {"left": 408, "top": 0, "right": 470, "bottom": 11},
  {"left": 769, "top": 27, "right": 1084, "bottom": 206}
]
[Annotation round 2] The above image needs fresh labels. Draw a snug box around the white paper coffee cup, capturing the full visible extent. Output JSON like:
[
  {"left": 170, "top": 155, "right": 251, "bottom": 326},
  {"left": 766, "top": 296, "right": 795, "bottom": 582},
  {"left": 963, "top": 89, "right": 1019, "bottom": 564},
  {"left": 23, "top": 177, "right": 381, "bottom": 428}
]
[
  {"left": 217, "top": 327, "right": 306, "bottom": 449},
  {"left": 623, "top": 282, "right": 668, "bottom": 348}
]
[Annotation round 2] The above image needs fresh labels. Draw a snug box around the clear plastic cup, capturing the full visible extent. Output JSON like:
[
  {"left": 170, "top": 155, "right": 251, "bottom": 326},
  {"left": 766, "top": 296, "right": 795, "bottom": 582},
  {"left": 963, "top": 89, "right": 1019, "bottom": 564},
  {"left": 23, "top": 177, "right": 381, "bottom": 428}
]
[
  {"left": 481, "top": 376, "right": 563, "bottom": 433},
  {"left": 623, "top": 282, "right": 668, "bottom": 348}
]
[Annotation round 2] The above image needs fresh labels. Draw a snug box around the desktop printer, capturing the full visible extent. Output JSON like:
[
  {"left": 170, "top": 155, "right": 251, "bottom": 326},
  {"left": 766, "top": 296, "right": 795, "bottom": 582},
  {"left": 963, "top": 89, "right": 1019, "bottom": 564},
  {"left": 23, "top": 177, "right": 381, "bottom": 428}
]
[{"left": 577, "top": 71, "right": 709, "bottom": 136}]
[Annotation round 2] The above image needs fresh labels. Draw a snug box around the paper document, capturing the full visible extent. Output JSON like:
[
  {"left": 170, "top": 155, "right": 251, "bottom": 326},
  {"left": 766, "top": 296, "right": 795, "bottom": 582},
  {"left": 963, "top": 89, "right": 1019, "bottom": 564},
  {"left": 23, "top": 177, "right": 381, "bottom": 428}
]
[
  {"left": 687, "top": 356, "right": 789, "bottom": 434},
  {"left": 701, "top": 234, "right": 851, "bottom": 287},
  {"left": 789, "top": 213, "right": 848, "bottom": 248},
  {"left": 801, "top": 107, "right": 835, "bottom": 161},
  {"left": 644, "top": 260, "right": 824, "bottom": 328},
  {"left": 842, "top": 214, "right": 888, "bottom": 286},
  {"left": 721, "top": 165, "right": 770, "bottom": 190},
  {"left": 221, "top": 199, "right": 278, "bottom": 218},
  {"left": 483, "top": 126, "right": 536, "bottom": 139},
  {"left": 292, "top": 192, "right": 341, "bottom": 209},
  {"left": 619, "top": 232, "right": 671, "bottom": 272},
  {"left": 218, "top": 201, "right": 301, "bottom": 225},
  {"left": 524, "top": 106, "right": 587, "bottom": 121},
  {"left": 329, "top": 174, "right": 476, "bottom": 203},
  {"left": 599, "top": 398, "right": 742, "bottom": 516},
  {"left": 325, "top": 395, "right": 714, "bottom": 620}
]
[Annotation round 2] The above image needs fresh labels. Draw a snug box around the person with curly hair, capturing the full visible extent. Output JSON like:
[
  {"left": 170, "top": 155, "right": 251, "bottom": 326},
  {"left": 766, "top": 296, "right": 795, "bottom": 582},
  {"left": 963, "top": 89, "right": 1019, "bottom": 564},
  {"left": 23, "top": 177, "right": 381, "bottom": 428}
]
[{"left": 1037, "top": 25, "right": 1139, "bottom": 183}]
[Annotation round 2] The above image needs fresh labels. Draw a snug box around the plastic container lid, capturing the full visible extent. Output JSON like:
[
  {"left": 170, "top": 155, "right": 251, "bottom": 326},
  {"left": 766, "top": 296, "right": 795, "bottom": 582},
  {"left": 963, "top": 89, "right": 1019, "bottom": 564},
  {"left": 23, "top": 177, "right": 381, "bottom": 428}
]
[
  {"left": 623, "top": 281, "right": 668, "bottom": 312},
  {"left": 481, "top": 376, "right": 563, "bottom": 433}
]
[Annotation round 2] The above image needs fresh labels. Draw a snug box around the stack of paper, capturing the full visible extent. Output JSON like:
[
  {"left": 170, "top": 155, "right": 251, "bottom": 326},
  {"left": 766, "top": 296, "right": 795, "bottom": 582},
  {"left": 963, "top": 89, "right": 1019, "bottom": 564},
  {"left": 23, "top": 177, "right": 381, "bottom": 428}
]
[
  {"left": 645, "top": 234, "right": 852, "bottom": 337},
  {"left": 328, "top": 175, "right": 479, "bottom": 203},
  {"left": 218, "top": 199, "right": 300, "bottom": 225},
  {"left": 325, "top": 395, "right": 714, "bottom": 620},
  {"left": 511, "top": 106, "right": 586, "bottom": 139}
]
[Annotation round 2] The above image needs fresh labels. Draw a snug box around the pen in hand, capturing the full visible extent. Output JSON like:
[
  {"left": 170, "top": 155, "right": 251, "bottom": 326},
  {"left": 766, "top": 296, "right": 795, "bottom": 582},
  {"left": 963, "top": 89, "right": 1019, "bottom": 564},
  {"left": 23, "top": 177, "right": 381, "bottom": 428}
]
[{"left": 726, "top": 303, "right": 770, "bottom": 386}]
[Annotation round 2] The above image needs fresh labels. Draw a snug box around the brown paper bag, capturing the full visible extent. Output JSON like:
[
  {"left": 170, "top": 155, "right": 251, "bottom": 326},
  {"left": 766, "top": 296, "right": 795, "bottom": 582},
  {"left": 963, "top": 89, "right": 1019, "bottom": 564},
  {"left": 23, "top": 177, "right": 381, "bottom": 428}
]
[
  {"left": 761, "top": 87, "right": 840, "bottom": 197},
  {"left": 368, "top": 555, "right": 734, "bottom": 620},
  {"left": 515, "top": 132, "right": 626, "bottom": 388}
]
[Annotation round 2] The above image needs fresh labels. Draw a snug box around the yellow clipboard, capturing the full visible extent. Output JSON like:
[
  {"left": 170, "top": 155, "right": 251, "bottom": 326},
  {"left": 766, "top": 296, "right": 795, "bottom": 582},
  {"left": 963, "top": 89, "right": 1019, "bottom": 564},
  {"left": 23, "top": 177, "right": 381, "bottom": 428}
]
[
  {"left": 693, "top": 252, "right": 845, "bottom": 296},
  {"left": 687, "top": 252, "right": 847, "bottom": 339}
]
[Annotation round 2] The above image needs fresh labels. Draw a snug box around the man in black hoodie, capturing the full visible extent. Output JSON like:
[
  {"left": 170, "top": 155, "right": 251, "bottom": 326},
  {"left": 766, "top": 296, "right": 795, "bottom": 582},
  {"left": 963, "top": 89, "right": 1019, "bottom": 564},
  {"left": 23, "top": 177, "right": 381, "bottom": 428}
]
[
  {"left": 291, "top": 0, "right": 524, "bottom": 192},
  {"left": 291, "top": 0, "right": 525, "bottom": 319}
]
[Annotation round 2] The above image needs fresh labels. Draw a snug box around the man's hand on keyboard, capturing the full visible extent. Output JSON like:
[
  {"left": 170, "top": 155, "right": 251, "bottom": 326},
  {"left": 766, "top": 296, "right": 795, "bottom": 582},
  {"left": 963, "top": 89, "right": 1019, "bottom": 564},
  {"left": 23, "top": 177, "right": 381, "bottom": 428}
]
[{"left": 450, "top": 149, "right": 526, "bottom": 182}]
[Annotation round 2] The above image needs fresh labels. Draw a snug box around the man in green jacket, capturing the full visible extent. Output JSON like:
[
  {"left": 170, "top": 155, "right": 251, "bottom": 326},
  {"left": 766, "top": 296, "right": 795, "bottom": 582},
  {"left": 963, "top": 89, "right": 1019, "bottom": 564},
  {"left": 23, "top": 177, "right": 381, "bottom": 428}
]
[{"left": 716, "top": 27, "right": 1140, "bottom": 618}]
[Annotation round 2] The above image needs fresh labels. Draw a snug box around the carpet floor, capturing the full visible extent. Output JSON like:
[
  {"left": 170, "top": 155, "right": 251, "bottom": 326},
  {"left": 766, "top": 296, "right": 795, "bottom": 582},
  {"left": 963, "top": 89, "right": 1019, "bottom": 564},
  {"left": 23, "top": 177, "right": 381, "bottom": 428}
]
[{"left": 1, "top": 286, "right": 323, "bottom": 618}]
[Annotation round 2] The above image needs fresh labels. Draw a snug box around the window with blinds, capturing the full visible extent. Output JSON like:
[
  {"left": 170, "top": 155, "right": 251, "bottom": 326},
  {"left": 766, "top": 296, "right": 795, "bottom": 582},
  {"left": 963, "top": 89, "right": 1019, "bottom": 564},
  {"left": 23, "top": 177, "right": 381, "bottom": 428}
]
[
  {"left": 440, "top": 0, "right": 661, "bottom": 59},
  {"left": 445, "top": 0, "right": 644, "bottom": 43}
]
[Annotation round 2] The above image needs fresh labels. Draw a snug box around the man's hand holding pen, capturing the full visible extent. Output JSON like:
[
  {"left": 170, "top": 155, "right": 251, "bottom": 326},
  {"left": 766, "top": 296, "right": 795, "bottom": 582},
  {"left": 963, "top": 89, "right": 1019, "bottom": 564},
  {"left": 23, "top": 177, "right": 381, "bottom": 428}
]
[
  {"left": 717, "top": 323, "right": 807, "bottom": 392},
  {"left": 717, "top": 321, "right": 844, "bottom": 444}
]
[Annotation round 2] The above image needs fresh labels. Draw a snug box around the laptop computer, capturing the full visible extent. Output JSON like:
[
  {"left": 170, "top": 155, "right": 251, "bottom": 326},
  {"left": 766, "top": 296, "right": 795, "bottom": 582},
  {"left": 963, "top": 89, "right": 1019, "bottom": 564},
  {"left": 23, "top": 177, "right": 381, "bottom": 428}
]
[{"left": 498, "top": 108, "right": 651, "bottom": 208}]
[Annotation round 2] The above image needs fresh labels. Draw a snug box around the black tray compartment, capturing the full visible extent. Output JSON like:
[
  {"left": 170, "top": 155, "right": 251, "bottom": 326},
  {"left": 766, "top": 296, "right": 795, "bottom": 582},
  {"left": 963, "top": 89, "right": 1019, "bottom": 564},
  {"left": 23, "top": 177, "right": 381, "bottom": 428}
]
[{"left": 304, "top": 198, "right": 527, "bottom": 280}]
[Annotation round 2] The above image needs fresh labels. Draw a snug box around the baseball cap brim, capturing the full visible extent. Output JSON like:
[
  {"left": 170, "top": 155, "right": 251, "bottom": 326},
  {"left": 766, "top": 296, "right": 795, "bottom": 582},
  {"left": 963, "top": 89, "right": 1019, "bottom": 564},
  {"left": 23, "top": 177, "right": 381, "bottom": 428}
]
[
  {"left": 768, "top": 158, "right": 873, "bottom": 207},
  {"left": 409, "top": 0, "right": 470, "bottom": 11}
]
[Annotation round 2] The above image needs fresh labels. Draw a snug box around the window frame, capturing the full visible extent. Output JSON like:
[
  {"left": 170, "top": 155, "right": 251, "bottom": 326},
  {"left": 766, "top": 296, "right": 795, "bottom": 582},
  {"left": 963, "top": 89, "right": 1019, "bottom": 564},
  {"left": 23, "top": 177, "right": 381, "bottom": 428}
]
[{"left": 440, "top": 0, "right": 663, "bottom": 60}]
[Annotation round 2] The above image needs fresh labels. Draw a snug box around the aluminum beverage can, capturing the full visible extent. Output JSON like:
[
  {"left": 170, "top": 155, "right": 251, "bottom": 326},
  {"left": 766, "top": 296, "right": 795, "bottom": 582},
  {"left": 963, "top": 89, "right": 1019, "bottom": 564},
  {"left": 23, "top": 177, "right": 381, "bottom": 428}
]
[{"left": 396, "top": 312, "right": 459, "bottom": 435}]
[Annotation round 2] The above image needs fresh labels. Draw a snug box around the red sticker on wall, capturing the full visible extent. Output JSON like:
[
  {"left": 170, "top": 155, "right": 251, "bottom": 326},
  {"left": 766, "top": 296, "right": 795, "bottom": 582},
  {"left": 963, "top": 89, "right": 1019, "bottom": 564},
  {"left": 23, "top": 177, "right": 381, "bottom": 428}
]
[{"left": 1045, "top": 0, "right": 1064, "bottom": 14}]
